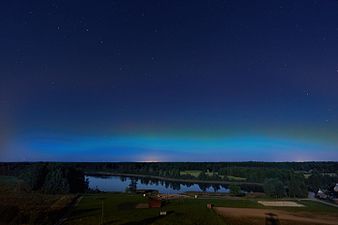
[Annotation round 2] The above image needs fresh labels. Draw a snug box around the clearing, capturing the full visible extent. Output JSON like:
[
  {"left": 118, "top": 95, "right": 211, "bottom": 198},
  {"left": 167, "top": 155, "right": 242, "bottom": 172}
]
[{"left": 258, "top": 201, "right": 305, "bottom": 207}]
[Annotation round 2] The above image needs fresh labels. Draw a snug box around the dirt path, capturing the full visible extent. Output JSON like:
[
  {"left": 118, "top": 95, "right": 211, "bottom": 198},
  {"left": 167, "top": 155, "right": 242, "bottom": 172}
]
[
  {"left": 55, "top": 195, "right": 83, "bottom": 225},
  {"left": 214, "top": 207, "right": 338, "bottom": 225}
]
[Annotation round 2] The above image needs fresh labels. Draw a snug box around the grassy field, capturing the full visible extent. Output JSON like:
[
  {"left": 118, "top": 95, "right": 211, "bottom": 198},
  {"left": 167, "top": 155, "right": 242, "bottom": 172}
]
[
  {"left": 64, "top": 193, "right": 227, "bottom": 225},
  {"left": 179, "top": 171, "right": 248, "bottom": 182},
  {"left": 226, "top": 175, "right": 247, "bottom": 181},
  {"left": 63, "top": 193, "right": 338, "bottom": 225},
  {"left": 0, "top": 176, "right": 20, "bottom": 192},
  {"left": 0, "top": 192, "right": 75, "bottom": 225},
  {"left": 180, "top": 170, "right": 219, "bottom": 177},
  {"left": 0, "top": 176, "right": 76, "bottom": 225},
  {"left": 180, "top": 170, "right": 202, "bottom": 177}
]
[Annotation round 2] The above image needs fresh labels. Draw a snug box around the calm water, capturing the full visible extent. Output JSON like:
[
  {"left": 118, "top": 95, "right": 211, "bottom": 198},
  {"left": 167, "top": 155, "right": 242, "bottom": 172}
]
[{"left": 86, "top": 175, "right": 231, "bottom": 194}]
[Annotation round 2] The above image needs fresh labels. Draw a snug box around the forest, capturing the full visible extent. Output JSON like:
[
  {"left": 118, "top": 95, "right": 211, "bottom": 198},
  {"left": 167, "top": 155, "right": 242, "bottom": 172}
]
[{"left": 1, "top": 161, "right": 337, "bottom": 197}]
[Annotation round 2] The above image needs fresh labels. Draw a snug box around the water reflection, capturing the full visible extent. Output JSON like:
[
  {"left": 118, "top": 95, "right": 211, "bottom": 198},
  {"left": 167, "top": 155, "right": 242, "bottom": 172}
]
[{"left": 87, "top": 175, "right": 263, "bottom": 194}]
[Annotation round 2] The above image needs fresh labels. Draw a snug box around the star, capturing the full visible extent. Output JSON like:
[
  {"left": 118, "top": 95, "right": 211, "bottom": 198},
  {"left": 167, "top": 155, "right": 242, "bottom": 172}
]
[{"left": 303, "top": 90, "right": 311, "bottom": 96}]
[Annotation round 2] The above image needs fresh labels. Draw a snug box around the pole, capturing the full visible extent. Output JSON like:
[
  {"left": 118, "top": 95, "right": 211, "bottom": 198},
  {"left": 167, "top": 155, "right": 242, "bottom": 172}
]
[{"left": 101, "top": 199, "right": 104, "bottom": 225}]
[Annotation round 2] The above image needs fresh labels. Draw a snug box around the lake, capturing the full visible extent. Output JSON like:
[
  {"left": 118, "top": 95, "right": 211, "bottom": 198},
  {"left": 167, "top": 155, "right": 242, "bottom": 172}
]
[
  {"left": 87, "top": 175, "right": 231, "bottom": 193},
  {"left": 86, "top": 175, "right": 263, "bottom": 194}
]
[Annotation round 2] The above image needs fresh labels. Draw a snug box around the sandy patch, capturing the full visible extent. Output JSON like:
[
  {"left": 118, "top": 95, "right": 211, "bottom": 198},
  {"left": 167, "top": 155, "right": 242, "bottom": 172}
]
[
  {"left": 214, "top": 207, "right": 338, "bottom": 225},
  {"left": 258, "top": 201, "right": 304, "bottom": 207}
]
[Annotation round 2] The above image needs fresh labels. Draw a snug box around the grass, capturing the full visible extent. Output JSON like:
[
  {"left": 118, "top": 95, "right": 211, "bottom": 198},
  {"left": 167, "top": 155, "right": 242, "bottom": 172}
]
[
  {"left": 64, "top": 193, "right": 227, "bottom": 225},
  {"left": 226, "top": 176, "right": 247, "bottom": 181},
  {"left": 64, "top": 193, "right": 338, "bottom": 225},
  {"left": 0, "top": 176, "right": 20, "bottom": 192},
  {"left": 179, "top": 171, "right": 248, "bottom": 182},
  {"left": 0, "top": 192, "right": 75, "bottom": 225},
  {"left": 180, "top": 170, "right": 201, "bottom": 177}
]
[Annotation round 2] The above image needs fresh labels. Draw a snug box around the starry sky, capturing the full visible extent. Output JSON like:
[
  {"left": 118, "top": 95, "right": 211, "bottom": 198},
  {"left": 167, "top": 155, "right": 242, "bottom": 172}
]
[{"left": 1, "top": 0, "right": 338, "bottom": 162}]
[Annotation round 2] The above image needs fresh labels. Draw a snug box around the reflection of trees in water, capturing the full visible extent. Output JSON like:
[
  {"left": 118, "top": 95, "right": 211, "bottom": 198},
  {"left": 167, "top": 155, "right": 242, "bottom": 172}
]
[
  {"left": 118, "top": 176, "right": 262, "bottom": 193},
  {"left": 221, "top": 184, "right": 228, "bottom": 190},
  {"left": 171, "top": 182, "right": 181, "bottom": 191},
  {"left": 185, "top": 182, "right": 193, "bottom": 187},
  {"left": 127, "top": 178, "right": 137, "bottom": 192},
  {"left": 198, "top": 183, "right": 211, "bottom": 192},
  {"left": 212, "top": 184, "right": 220, "bottom": 192},
  {"left": 139, "top": 177, "right": 150, "bottom": 185}
]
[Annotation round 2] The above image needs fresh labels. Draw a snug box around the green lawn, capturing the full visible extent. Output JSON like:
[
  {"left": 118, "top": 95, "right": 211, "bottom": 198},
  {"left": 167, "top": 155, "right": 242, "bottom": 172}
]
[
  {"left": 180, "top": 170, "right": 201, "bottom": 177},
  {"left": 179, "top": 171, "right": 248, "bottom": 182},
  {"left": 226, "top": 176, "right": 247, "bottom": 181},
  {"left": 64, "top": 193, "right": 227, "bottom": 225},
  {"left": 0, "top": 176, "right": 20, "bottom": 192},
  {"left": 180, "top": 170, "right": 220, "bottom": 178},
  {"left": 63, "top": 193, "right": 338, "bottom": 225}
]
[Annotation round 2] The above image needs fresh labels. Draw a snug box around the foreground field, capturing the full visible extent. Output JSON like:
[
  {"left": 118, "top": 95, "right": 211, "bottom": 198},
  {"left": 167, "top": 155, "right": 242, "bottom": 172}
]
[
  {"left": 63, "top": 193, "right": 338, "bottom": 225},
  {"left": 64, "top": 193, "right": 226, "bottom": 225},
  {"left": 0, "top": 192, "right": 76, "bottom": 225}
]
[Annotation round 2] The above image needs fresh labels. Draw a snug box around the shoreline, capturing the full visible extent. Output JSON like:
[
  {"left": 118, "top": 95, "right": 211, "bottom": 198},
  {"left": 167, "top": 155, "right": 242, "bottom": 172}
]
[{"left": 85, "top": 171, "right": 263, "bottom": 186}]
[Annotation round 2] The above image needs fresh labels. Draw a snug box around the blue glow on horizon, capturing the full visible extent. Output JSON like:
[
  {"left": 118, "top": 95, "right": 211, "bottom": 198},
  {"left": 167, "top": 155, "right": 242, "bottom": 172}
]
[{"left": 3, "top": 133, "right": 338, "bottom": 162}]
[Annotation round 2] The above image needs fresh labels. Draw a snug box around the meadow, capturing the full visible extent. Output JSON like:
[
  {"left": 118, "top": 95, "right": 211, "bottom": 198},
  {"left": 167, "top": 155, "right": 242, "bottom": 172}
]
[
  {"left": 0, "top": 176, "right": 76, "bottom": 225},
  {"left": 63, "top": 193, "right": 338, "bottom": 225},
  {"left": 180, "top": 170, "right": 247, "bottom": 181}
]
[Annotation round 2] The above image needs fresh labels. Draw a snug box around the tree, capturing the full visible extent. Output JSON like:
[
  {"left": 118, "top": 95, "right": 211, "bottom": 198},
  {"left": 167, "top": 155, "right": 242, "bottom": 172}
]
[
  {"left": 307, "top": 171, "right": 321, "bottom": 192},
  {"left": 288, "top": 173, "right": 307, "bottom": 198},
  {"left": 229, "top": 184, "right": 241, "bottom": 195},
  {"left": 20, "top": 165, "right": 88, "bottom": 194},
  {"left": 20, "top": 164, "right": 48, "bottom": 191},
  {"left": 198, "top": 171, "right": 207, "bottom": 180},
  {"left": 264, "top": 178, "right": 285, "bottom": 198},
  {"left": 43, "top": 167, "right": 70, "bottom": 194}
]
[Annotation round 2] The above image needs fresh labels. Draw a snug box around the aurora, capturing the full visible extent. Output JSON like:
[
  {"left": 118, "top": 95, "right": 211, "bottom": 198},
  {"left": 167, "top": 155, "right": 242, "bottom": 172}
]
[{"left": 1, "top": 0, "right": 338, "bottom": 162}]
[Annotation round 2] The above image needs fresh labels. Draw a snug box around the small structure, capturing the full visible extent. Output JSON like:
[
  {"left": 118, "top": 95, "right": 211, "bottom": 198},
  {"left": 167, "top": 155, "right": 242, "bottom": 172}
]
[
  {"left": 149, "top": 199, "right": 162, "bottom": 208},
  {"left": 207, "top": 203, "right": 214, "bottom": 209},
  {"left": 317, "top": 189, "right": 327, "bottom": 199},
  {"left": 334, "top": 183, "right": 338, "bottom": 193},
  {"left": 160, "top": 211, "right": 167, "bottom": 216}
]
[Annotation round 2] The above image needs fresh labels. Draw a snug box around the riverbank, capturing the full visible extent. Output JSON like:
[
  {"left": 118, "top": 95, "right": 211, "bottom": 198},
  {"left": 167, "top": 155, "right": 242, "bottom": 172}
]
[{"left": 85, "top": 171, "right": 263, "bottom": 186}]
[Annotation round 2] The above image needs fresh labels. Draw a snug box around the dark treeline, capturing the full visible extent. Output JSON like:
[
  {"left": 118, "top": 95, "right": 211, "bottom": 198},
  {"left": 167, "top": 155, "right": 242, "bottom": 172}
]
[
  {"left": 70, "top": 161, "right": 338, "bottom": 173},
  {"left": 0, "top": 163, "right": 88, "bottom": 194},
  {"left": 1, "top": 161, "right": 337, "bottom": 197},
  {"left": 2, "top": 161, "right": 338, "bottom": 173},
  {"left": 2, "top": 161, "right": 337, "bottom": 174}
]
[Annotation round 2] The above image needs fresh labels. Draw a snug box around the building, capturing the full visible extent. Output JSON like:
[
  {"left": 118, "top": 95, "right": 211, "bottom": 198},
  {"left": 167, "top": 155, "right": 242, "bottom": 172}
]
[
  {"left": 317, "top": 189, "right": 327, "bottom": 199},
  {"left": 334, "top": 183, "right": 338, "bottom": 193},
  {"left": 148, "top": 199, "right": 162, "bottom": 208}
]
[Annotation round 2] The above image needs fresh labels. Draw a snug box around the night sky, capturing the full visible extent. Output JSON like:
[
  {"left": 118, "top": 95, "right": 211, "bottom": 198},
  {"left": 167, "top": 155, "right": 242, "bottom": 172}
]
[{"left": 1, "top": 0, "right": 338, "bottom": 162}]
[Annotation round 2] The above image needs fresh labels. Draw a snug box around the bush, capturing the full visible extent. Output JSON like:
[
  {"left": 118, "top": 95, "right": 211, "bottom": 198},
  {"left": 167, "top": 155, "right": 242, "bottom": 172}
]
[
  {"left": 20, "top": 164, "right": 88, "bottom": 194},
  {"left": 264, "top": 178, "right": 285, "bottom": 198}
]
